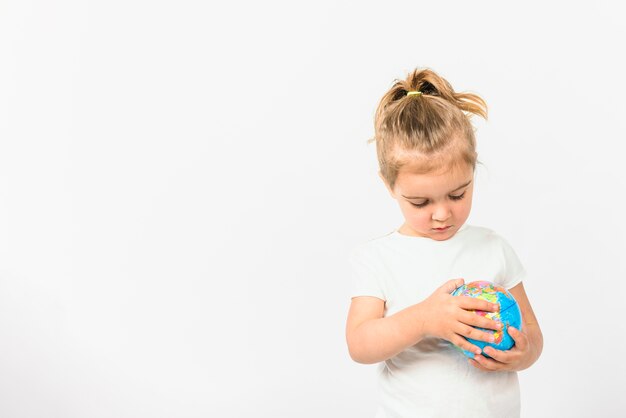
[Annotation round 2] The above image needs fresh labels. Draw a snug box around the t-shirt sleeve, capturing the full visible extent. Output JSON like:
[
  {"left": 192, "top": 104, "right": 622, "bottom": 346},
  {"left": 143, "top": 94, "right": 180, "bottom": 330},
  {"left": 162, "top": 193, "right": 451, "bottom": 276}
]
[
  {"left": 348, "top": 246, "right": 386, "bottom": 301},
  {"left": 496, "top": 235, "right": 528, "bottom": 290}
]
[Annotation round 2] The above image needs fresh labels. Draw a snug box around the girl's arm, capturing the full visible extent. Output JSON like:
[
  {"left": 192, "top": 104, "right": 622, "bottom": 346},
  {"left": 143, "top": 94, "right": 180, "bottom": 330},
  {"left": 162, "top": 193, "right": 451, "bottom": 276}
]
[
  {"left": 345, "top": 296, "right": 424, "bottom": 364},
  {"left": 346, "top": 279, "right": 502, "bottom": 364},
  {"left": 470, "top": 281, "right": 544, "bottom": 372}
]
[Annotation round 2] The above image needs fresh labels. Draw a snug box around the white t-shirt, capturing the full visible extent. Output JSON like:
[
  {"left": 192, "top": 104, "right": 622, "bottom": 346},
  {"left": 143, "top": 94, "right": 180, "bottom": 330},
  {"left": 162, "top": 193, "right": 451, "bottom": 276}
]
[{"left": 349, "top": 223, "right": 527, "bottom": 418}]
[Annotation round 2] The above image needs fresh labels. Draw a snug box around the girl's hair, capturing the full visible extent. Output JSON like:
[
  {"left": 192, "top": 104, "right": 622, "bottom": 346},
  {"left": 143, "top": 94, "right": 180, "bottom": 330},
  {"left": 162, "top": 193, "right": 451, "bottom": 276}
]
[{"left": 368, "top": 67, "right": 488, "bottom": 192}]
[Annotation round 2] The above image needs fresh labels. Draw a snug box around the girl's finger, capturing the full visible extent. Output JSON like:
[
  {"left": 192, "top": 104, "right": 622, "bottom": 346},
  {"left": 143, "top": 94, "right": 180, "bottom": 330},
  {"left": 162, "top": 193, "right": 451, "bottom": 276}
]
[
  {"left": 474, "top": 354, "right": 501, "bottom": 371},
  {"left": 468, "top": 358, "right": 490, "bottom": 371},
  {"left": 483, "top": 346, "right": 509, "bottom": 363},
  {"left": 452, "top": 335, "right": 482, "bottom": 357},
  {"left": 508, "top": 326, "right": 528, "bottom": 351},
  {"left": 440, "top": 278, "right": 465, "bottom": 294},
  {"left": 457, "top": 296, "right": 499, "bottom": 313},
  {"left": 462, "top": 310, "right": 502, "bottom": 332},
  {"left": 458, "top": 323, "right": 495, "bottom": 344}
]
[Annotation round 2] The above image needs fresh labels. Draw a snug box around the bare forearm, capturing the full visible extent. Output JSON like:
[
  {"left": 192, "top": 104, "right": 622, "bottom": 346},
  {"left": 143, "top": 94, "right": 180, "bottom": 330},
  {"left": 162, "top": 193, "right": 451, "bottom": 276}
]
[
  {"left": 519, "top": 322, "right": 543, "bottom": 371},
  {"left": 348, "top": 303, "right": 428, "bottom": 364}
]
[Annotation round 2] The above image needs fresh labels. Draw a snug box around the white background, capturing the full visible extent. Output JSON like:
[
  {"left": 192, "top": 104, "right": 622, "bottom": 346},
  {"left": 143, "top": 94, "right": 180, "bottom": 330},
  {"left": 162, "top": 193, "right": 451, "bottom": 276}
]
[{"left": 1, "top": 1, "right": 625, "bottom": 417}]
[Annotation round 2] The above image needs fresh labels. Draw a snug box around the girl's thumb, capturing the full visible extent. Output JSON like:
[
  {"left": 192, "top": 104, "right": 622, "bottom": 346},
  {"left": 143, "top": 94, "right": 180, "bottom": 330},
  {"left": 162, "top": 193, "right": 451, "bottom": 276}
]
[{"left": 440, "top": 278, "right": 465, "bottom": 294}]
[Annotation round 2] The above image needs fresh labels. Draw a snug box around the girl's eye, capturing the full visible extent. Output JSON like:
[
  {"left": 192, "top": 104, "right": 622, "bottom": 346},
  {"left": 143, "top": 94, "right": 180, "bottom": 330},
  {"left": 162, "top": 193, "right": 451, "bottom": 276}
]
[{"left": 409, "top": 192, "right": 466, "bottom": 208}]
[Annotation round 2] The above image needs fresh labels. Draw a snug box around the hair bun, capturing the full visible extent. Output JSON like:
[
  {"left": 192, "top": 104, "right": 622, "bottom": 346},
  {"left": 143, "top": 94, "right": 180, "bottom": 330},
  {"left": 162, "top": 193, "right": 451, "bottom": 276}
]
[{"left": 417, "top": 80, "right": 438, "bottom": 96}]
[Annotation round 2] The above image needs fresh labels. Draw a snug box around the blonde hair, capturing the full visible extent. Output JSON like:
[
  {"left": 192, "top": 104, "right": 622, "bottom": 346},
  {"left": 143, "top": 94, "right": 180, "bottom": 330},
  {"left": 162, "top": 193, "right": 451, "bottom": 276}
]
[{"left": 368, "top": 67, "right": 488, "bottom": 191}]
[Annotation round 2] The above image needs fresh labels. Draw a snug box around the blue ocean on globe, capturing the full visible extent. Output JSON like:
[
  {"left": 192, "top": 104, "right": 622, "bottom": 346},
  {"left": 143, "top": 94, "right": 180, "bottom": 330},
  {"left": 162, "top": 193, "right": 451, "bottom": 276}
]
[{"left": 451, "top": 280, "right": 523, "bottom": 359}]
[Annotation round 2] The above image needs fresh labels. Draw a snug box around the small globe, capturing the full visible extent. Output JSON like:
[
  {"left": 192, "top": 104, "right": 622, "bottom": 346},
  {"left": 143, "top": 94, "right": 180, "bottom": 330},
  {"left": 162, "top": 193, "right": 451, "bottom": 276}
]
[{"left": 451, "top": 280, "right": 522, "bottom": 359}]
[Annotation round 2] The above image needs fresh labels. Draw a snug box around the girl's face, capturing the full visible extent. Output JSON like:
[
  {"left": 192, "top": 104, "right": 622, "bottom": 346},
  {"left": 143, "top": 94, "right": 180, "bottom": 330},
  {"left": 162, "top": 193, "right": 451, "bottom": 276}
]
[{"left": 381, "top": 163, "right": 474, "bottom": 241}]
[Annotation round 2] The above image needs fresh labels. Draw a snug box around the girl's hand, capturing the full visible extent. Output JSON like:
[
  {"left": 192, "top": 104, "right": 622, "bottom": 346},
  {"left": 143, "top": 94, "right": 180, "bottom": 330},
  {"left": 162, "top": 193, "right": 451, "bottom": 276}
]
[
  {"left": 468, "top": 326, "right": 532, "bottom": 372},
  {"left": 421, "top": 278, "right": 502, "bottom": 357}
]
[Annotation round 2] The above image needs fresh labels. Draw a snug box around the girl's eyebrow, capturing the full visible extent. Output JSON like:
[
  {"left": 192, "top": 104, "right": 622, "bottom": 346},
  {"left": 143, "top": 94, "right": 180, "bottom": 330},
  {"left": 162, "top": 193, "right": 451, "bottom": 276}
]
[{"left": 402, "top": 179, "right": 472, "bottom": 199}]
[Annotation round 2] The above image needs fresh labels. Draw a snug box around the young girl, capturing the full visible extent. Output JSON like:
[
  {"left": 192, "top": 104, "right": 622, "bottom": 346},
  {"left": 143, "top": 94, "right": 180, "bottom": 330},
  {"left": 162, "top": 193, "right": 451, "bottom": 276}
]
[{"left": 346, "top": 67, "right": 543, "bottom": 418}]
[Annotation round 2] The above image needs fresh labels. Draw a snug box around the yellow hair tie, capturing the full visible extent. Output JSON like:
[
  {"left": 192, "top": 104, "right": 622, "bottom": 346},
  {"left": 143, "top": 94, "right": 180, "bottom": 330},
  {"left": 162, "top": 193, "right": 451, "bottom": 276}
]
[{"left": 406, "top": 90, "right": 422, "bottom": 96}]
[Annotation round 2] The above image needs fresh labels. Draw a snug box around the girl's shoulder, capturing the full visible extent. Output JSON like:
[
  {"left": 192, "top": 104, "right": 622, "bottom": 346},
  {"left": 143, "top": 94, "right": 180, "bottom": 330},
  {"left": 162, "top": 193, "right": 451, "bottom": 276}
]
[{"left": 348, "top": 229, "right": 395, "bottom": 257}]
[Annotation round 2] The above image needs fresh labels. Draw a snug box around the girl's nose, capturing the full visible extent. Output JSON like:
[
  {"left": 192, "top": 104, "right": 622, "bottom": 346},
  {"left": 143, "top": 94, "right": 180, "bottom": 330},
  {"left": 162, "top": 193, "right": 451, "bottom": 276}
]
[{"left": 432, "top": 206, "right": 451, "bottom": 222}]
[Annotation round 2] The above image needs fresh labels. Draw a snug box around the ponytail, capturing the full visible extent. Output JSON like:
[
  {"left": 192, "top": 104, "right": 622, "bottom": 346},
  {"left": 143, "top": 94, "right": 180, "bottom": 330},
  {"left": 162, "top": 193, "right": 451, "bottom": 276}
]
[{"left": 369, "top": 67, "right": 488, "bottom": 191}]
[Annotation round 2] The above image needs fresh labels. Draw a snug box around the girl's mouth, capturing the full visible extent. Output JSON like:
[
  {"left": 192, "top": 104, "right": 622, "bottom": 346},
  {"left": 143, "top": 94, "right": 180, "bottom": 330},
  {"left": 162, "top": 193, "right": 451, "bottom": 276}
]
[{"left": 433, "top": 226, "right": 451, "bottom": 231}]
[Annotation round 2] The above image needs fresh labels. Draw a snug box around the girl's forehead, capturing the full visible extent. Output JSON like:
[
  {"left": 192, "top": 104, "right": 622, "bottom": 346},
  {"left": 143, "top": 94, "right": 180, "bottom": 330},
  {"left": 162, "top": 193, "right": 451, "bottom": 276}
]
[
  {"left": 397, "top": 165, "right": 473, "bottom": 193},
  {"left": 393, "top": 144, "right": 472, "bottom": 176},
  {"left": 400, "top": 161, "right": 472, "bottom": 180}
]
